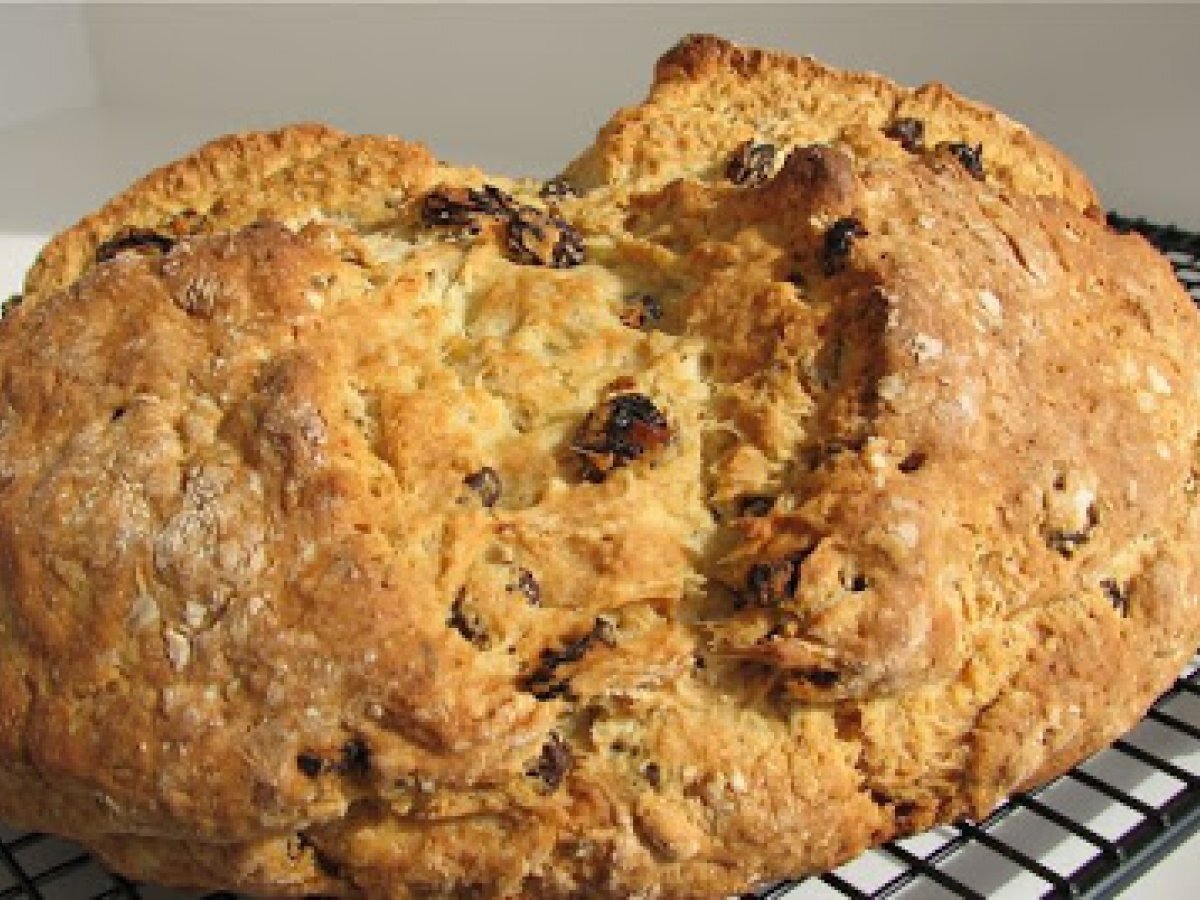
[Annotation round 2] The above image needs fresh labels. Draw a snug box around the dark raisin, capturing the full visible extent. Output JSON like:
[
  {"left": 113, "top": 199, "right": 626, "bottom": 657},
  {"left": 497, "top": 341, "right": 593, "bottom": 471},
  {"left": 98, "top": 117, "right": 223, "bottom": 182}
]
[
  {"left": 296, "top": 752, "right": 325, "bottom": 778},
  {"left": 505, "top": 209, "right": 584, "bottom": 269},
  {"left": 786, "top": 270, "right": 807, "bottom": 289},
  {"left": 540, "top": 177, "right": 578, "bottom": 200},
  {"left": 526, "top": 732, "right": 572, "bottom": 791},
  {"left": 573, "top": 392, "right": 671, "bottom": 482},
  {"left": 520, "top": 618, "right": 612, "bottom": 698},
  {"left": 822, "top": 217, "right": 868, "bottom": 276},
  {"left": 884, "top": 117, "right": 925, "bottom": 152},
  {"left": 110, "top": 406, "right": 128, "bottom": 422},
  {"left": 800, "top": 669, "right": 840, "bottom": 688},
  {"left": 505, "top": 210, "right": 548, "bottom": 264},
  {"left": 464, "top": 466, "right": 502, "bottom": 507},
  {"left": 745, "top": 550, "right": 813, "bottom": 608},
  {"left": 95, "top": 229, "right": 175, "bottom": 263},
  {"left": 938, "top": 141, "right": 985, "bottom": 180},
  {"left": 420, "top": 191, "right": 475, "bottom": 229},
  {"left": 530, "top": 680, "right": 573, "bottom": 701},
  {"left": 845, "top": 573, "right": 870, "bottom": 592},
  {"left": 549, "top": 217, "right": 586, "bottom": 269},
  {"left": 726, "top": 140, "right": 777, "bottom": 187},
  {"left": 338, "top": 738, "right": 371, "bottom": 776},
  {"left": 2, "top": 294, "right": 22, "bottom": 317},
  {"left": 894, "top": 800, "right": 920, "bottom": 820},
  {"left": 421, "top": 184, "right": 513, "bottom": 228},
  {"left": 448, "top": 590, "right": 489, "bottom": 648},
  {"left": 477, "top": 184, "right": 516, "bottom": 216},
  {"left": 618, "top": 294, "right": 664, "bottom": 329},
  {"left": 1101, "top": 578, "right": 1130, "bottom": 615},
  {"left": 512, "top": 568, "right": 541, "bottom": 606},
  {"left": 424, "top": 182, "right": 583, "bottom": 268},
  {"left": 869, "top": 789, "right": 893, "bottom": 807},
  {"left": 737, "top": 494, "right": 776, "bottom": 518},
  {"left": 898, "top": 451, "right": 927, "bottom": 473},
  {"left": 555, "top": 619, "right": 607, "bottom": 665},
  {"left": 643, "top": 762, "right": 662, "bottom": 788}
]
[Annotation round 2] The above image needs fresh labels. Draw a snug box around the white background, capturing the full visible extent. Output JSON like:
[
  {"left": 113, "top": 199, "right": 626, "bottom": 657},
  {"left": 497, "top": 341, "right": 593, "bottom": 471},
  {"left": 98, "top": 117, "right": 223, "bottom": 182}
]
[{"left": 0, "top": 4, "right": 1197, "bottom": 898}]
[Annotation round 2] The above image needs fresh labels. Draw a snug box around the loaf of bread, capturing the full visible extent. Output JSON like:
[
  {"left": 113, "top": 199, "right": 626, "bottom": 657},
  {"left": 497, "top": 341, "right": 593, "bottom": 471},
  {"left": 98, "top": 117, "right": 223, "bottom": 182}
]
[{"left": 1, "top": 34, "right": 1197, "bottom": 899}]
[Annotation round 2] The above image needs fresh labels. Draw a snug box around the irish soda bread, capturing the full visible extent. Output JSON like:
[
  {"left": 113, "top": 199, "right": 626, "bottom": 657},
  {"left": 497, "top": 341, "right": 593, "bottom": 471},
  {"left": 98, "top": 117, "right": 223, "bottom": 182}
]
[{"left": 1, "top": 34, "right": 1198, "bottom": 899}]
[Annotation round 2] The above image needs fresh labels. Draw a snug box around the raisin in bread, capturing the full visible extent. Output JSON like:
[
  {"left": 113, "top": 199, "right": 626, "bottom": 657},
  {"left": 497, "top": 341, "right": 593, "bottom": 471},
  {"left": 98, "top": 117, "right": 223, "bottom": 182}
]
[{"left": 1, "top": 34, "right": 1198, "bottom": 900}]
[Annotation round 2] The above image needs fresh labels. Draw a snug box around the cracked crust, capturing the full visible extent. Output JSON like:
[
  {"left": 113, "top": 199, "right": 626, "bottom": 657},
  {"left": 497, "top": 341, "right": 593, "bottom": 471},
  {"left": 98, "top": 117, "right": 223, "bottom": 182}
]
[{"left": 1, "top": 34, "right": 1198, "bottom": 900}]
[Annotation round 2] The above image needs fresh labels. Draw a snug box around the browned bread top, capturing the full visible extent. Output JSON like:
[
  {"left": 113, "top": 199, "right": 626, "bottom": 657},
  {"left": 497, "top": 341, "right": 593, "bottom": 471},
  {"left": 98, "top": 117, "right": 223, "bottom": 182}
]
[
  {"left": 1, "top": 34, "right": 1197, "bottom": 899},
  {"left": 564, "top": 33, "right": 1098, "bottom": 211}
]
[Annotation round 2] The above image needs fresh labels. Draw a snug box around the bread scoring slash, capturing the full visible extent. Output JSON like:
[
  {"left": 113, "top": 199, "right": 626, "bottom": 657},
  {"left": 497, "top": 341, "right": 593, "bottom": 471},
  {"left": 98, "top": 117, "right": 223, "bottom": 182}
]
[{"left": 0, "top": 33, "right": 1197, "bottom": 899}]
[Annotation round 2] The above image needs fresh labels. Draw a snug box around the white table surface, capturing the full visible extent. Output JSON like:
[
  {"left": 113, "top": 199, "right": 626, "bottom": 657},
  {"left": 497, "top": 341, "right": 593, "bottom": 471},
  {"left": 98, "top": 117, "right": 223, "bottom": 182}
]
[{"left": 0, "top": 102, "right": 1197, "bottom": 900}]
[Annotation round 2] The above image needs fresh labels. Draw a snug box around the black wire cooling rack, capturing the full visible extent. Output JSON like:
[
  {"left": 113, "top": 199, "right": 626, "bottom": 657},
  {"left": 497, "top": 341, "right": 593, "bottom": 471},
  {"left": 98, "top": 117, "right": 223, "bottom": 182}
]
[
  {"left": 766, "top": 653, "right": 1200, "bottom": 899},
  {"left": 1, "top": 218, "right": 1199, "bottom": 900}
]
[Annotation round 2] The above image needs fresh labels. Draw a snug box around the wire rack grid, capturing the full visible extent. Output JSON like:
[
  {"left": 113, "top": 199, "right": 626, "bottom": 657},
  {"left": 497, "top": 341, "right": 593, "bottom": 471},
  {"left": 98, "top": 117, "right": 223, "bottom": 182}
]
[{"left": 2, "top": 217, "right": 1199, "bottom": 900}]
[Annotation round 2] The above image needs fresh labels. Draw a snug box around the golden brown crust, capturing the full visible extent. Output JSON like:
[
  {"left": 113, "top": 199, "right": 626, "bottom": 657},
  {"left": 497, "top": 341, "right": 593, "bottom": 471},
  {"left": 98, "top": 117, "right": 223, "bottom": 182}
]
[
  {"left": 565, "top": 33, "right": 1098, "bottom": 212},
  {"left": 24, "top": 123, "right": 347, "bottom": 301},
  {"left": 0, "top": 34, "right": 1197, "bottom": 900}
]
